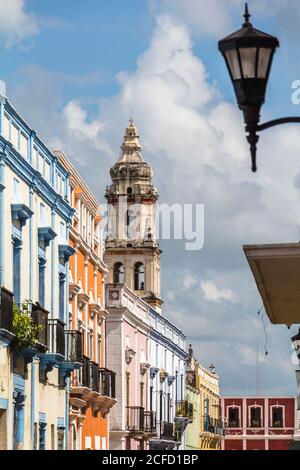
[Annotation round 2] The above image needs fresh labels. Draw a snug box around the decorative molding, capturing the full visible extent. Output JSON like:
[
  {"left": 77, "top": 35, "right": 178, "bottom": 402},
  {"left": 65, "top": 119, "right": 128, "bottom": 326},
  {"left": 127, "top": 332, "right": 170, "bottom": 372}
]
[
  {"left": 125, "top": 346, "right": 136, "bottom": 365},
  {"left": 77, "top": 292, "right": 90, "bottom": 310},
  {"left": 159, "top": 369, "right": 168, "bottom": 383},
  {"left": 69, "top": 282, "right": 81, "bottom": 300},
  {"left": 167, "top": 375, "right": 176, "bottom": 386},
  {"left": 59, "top": 244, "right": 76, "bottom": 263},
  {"left": 38, "top": 227, "right": 57, "bottom": 248},
  {"left": 150, "top": 367, "right": 159, "bottom": 380},
  {"left": 11, "top": 203, "right": 33, "bottom": 228},
  {"left": 0, "top": 136, "right": 73, "bottom": 222},
  {"left": 140, "top": 362, "right": 150, "bottom": 376}
]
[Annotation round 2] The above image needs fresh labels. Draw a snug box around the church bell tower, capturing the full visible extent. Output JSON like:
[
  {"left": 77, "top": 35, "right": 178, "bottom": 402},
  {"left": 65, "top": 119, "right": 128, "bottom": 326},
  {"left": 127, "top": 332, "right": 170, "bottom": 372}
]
[{"left": 104, "top": 121, "right": 162, "bottom": 310}]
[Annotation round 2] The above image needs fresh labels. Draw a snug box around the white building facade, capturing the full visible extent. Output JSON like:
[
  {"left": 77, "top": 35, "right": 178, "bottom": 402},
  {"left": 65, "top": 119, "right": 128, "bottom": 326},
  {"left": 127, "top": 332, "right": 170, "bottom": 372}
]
[{"left": 148, "top": 308, "right": 188, "bottom": 450}]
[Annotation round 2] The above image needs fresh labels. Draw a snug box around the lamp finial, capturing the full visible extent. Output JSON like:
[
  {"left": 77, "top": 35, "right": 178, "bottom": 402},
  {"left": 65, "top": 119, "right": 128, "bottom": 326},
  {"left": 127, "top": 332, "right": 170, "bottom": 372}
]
[{"left": 244, "top": 3, "right": 251, "bottom": 25}]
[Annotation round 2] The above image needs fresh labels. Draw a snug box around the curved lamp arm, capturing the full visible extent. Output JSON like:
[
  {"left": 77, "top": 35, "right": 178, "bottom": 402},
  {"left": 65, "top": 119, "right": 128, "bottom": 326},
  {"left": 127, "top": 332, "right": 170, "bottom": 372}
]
[
  {"left": 258, "top": 117, "right": 300, "bottom": 132},
  {"left": 247, "top": 117, "right": 300, "bottom": 172}
]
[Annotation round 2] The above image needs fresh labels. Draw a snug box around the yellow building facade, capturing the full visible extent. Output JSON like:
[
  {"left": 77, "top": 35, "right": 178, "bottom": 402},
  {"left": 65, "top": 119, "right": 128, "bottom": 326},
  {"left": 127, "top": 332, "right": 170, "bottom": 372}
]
[{"left": 186, "top": 346, "right": 225, "bottom": 451}]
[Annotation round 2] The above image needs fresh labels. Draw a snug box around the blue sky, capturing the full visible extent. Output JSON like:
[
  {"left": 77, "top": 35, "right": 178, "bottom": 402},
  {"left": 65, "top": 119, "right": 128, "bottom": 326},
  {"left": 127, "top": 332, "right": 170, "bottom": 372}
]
[{"left": 2, "top": 0, "right": 300, "bottom": 397}]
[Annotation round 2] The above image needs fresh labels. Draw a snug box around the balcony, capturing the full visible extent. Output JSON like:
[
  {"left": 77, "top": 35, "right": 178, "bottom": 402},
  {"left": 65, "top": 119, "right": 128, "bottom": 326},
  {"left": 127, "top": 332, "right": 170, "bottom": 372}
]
[
  {"left": 31, "top": 304, "right": 49, "bottom": 348},
  {"left": 48, "top": 319, "right": 65, "bottom": 357},
  {"left": 81, "top": 355, "right": 91, "bottom": 388},
  {"left": 65, "top": 330, "right": 83, "bottom": 363},
  {"left": 70, "top": 359, "right": 117, "bottom": 417},
  {"left": 160, "top": 421, "right": 175, "bottom": 441},
  {"left": 126, "top": 407, "right": 156, "bottom": 435},
  {"left": 176, "top": 400, "right": 194, "bottom": 421},
  {"left": 99, "top": 368, "right": 116, "bottom": 398},
  {"left": 0, "top": 287, "right": 13, "bottom": 334},
  {"left": 90, "top": 361, "right": 100, "bottom": 392},
  {"left": 202, "top": 417, "right": 226, "bottom": 437}
]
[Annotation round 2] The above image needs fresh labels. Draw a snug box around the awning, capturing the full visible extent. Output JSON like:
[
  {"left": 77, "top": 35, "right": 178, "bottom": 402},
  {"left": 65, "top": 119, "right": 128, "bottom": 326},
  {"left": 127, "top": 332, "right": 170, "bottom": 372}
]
[{"left": 244, "top": 243, "right": 300, "bottom": 326}]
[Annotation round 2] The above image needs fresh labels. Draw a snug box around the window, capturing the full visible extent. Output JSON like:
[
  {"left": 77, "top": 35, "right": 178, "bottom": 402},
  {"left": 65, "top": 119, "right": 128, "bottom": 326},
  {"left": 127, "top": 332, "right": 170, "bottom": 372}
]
[
  {"left": 72, "top": 424, "right": 77, "bottom": 450},
  {"left": 113, "top": 262, "right": 124, "bottom": 284},
  {"left": 45, "top": 160, "right": 51, "bottom": 182},
  {"left": 57, "top": 427, "right": 65, "bottom": 450},
  {"left": 13, "top": 241, "right": 21, "bottom": 305},
  {"left": 140, "top": 382, "right": 144, "bottom": 408},
  {"left": 97, "top": 335, "right": 101, "bottom": 365},
  {"left": 59, "top": 276, "right": 65, "bottom": 322},
  {"left": 39, "top": 422, "right": 46, "bottom": 450},
  {"left": 250, "top": 407, "right": 262, "bottom": 428},
  {"left": 127, "top": 187, "right": 133, "bottom": 195},
  {"left": 34, "top": 422, "right": 38, "bottom": 450},
  {"left": 20, "top": 133, "right": 28, "bottom": 159},
  {"left": 228, "top": 408, "right": 240, "bottom": 428},
  {"left": 3, "top": 114, "right": 10, "bottom": 139},
  {"left": 38, "top": 260, "right": 46, "bottom": 306},
  {"left": 272, "top": 407, "right": 284, "bottom": 428},
  {"left": 11, "top": 123, "right": 19, "bottom": 150},
  {"left": 0, "top": 409, "right": 7, "bottom": 450},
  {"left": 126, "top": 373, "right": 130, "bottom": 408},
  {"left": 134, "top": 262, "right": 145, "bottom": 291},
  {"left": 51, "top": 424, "right": 55, "bottom": 450}
]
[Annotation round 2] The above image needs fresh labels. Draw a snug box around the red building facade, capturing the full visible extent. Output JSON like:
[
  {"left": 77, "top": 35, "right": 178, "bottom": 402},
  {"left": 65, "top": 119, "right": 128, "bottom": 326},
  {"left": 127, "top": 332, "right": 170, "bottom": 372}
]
[{"left": 221, "top": 397, "right": 297, "bottom": 450}]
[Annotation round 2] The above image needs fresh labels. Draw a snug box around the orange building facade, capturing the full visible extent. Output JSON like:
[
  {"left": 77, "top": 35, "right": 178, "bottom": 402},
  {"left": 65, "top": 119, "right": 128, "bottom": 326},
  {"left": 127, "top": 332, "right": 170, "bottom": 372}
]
[{"left": 56, "top": 151, "right": 116, "bottom": 450}]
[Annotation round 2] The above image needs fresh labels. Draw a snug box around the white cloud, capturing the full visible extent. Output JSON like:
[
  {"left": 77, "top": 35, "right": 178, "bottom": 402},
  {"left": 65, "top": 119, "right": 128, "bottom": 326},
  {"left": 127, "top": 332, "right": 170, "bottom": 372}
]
[
  {"left": 63, "top": 101, "right": 114, "bottom": 156},
  {"left": 0, "top": 0, "right": 38, "bottom": 47},
  {"left": 201, "top": 280, "right": 236, "bottom": 303},
  {"left": 151, "top": 0, "right": 294, "bottom": 38}
]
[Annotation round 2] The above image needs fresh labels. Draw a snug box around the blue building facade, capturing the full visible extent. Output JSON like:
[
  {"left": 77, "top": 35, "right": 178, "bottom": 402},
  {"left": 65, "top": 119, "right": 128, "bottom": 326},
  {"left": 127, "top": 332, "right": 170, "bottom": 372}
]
[{"left": 0, "top": 92, "right": 81, "bottom": 450}]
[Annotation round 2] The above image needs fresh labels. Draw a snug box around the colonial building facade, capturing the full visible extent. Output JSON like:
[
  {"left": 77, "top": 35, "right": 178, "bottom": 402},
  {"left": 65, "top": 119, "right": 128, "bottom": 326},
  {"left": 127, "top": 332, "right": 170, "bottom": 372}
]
[
  {"left": 104, "top": 121, "right": 190, "bottom": 450},
  {"left": 106, "top": 283, "right": 152, "bottom": 450},
  {"left": 198, "top": 362, "right": 224, "bottom": 450},
  {"left": 148, "top": 308, "right": 188, "bottom": 450},
  {"left": 185, "top": 345, "right": 225, "bottom": 451},
  {"left": 57, "top": 151, "right": 116, "bottom": 450},
  {"left": 0, "top": 94, "right": 78, "bottom": 450},
  {"left": 221, "top": 397, "right": 297, "bottom": 450}
]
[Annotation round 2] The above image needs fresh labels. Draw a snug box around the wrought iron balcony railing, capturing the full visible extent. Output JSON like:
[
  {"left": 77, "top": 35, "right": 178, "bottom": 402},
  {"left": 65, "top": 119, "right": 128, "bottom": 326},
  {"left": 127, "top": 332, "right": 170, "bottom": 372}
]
[
  {"left": 48, "top": 319, "right": 65, "bottom": 356},
  {"left": 31, "top": 304, "right": 49, "bottom": 347},
  {"left": 65, "top": 330, "right": 83, "bottom": 363},
  {"left": 80, "top": 356, "right": 91, "bottom": 388},
  {"left": 203, "top": 417, "right": 226, "bottom": 436},
  {"left": 99, "top": 368, "right": 116, "bottom": 398},
  {"left": 126, "top": 407, "right": 156, "bottom": 434},
  {"left": 144, "top": 411, "right": 156, "bottom": 434},
  {"left": 126, "top": 406, "right": 144, "bottom": 433},
  {"left": 0, "top": 287, "right": 13, "bottom": 333},
  {"left": 90, "top": 361, "right": 100, "bottom": 392},
  {"left": 160, "top": 420, "right": 174, "bottom": 440},
  {"left": 176, "top": 400, "right": 194, "bottom": 420}
]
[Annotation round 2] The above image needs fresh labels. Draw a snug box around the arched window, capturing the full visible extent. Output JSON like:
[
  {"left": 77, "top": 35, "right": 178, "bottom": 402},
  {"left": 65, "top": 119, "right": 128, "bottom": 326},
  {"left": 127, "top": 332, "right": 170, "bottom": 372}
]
[
  {"left": 113, "top": 262, "right": 124, "bottom": 284},
  {"left": 134, "top": 262, "right": 145, "bottom": 291},
  {"left": 127, "top": 187, "right": 133, "bottom": 195}
]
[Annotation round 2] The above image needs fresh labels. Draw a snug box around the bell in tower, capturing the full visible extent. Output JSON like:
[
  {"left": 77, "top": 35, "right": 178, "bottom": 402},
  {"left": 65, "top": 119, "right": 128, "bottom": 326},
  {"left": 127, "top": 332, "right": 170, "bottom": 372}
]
[{"left": 104, "top": 120, "right": 163, "bottom": 310}]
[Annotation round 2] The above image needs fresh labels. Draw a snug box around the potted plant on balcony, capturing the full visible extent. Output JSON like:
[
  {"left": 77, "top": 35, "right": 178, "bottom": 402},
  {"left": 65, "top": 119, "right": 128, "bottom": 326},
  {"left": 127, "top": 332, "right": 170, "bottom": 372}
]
[{"left": 12, "top": 300, "right": 41, "bottom": 351}]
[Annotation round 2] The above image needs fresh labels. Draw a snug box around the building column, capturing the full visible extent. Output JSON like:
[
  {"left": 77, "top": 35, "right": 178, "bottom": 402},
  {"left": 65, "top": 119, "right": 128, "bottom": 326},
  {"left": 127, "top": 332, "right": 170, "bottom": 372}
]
[{"left": 0, "top": 153, "right": 5, "bottom": 287}]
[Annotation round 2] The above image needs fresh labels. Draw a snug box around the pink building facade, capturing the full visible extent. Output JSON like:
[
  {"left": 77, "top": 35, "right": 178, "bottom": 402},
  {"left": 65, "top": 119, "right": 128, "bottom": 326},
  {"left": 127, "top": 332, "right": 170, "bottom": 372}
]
[{"left": 105, "top": 284, "right": 154, "bottom": 450}]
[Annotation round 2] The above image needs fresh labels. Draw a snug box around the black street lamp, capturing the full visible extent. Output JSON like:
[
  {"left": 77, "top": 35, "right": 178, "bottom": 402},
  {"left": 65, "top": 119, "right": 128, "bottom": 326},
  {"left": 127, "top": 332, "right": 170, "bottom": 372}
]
[
  {"left": 292, "top": 329, "right": 300, "bottom": 361},
  {"left": 218, "top": 3, "right": 300, "bottom": 172}
]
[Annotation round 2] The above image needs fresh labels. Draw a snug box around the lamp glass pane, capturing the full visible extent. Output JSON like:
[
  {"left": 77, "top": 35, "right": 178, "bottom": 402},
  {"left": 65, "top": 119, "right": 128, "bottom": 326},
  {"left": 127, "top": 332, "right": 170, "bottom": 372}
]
[
  {"left": 258, "top": 47, "right": 272, "bottom": 79},
  {"left": 239, "top": 47, "right": 257, "bottom": 78},
  {"left": 225, "top": 49, "right": 241, "bottom": 80}
]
